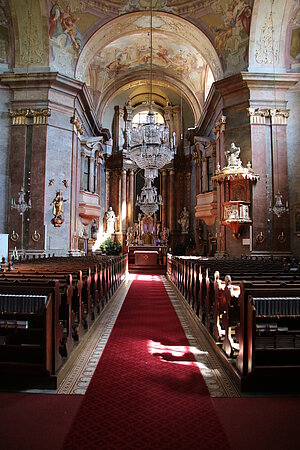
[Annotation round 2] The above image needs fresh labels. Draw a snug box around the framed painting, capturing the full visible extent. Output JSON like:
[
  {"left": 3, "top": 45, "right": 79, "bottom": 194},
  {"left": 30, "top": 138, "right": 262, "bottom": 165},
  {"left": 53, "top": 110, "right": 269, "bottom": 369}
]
[{"left": 293, "top": 203, "right": 300, "bottom": 234}]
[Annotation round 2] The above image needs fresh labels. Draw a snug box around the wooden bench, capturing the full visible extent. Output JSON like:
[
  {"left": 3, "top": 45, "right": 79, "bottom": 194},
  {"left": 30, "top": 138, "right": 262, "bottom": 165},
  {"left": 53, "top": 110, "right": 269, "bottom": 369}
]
[
  {"left": 0, "top": 280, "right": 62, "bottom": 387},
  {"left": 236, "top": 282, "right": 300, "bottom": 391}
]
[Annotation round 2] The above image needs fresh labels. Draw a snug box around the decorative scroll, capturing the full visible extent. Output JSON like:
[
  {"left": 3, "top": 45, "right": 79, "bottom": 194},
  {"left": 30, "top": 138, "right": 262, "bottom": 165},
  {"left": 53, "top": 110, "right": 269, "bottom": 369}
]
[{"left": 255, "top": 12, "right": 279, "bottom": 65}]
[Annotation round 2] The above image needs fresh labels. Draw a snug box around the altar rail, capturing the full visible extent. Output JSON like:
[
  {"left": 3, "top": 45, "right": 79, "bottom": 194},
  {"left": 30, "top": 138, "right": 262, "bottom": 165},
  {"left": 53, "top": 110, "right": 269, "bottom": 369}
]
[
  {"left": 167, "top": 254, "right": 300, "bottom": 392},
  {"left": 0, "top": 254, "right": 127, "bottom": 388}
]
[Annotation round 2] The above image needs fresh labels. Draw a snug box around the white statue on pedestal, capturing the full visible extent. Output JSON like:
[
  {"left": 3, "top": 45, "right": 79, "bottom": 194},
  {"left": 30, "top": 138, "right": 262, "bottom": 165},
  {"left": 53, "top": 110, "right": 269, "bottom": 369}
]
[
  {"left": 105, "top": 207, "right": 116, "bottom": 234},
  {"left": 225, "top": 143, "right": 242, "bottom": 168},
  {"left": 178, "top": 207, "right": 189, "bottom": 234}
]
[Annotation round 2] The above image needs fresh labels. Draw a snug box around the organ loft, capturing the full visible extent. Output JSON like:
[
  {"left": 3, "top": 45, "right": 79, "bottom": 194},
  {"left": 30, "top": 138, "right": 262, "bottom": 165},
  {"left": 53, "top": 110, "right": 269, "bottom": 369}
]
[{"left": 0, "top": 1, "right": 299, "bottom": 449}]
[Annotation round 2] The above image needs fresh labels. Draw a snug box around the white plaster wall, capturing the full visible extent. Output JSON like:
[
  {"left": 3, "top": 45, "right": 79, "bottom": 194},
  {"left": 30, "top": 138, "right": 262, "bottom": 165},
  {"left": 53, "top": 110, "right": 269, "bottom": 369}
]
[
  {"left": 45, "top": 112, "right": 73, "bottom": 255},
  {"left": 286, "top": 84, "right": 300, "bottom": 257},
  {"left": 0, "top": 86, "right": 11, "bottom": 233}
]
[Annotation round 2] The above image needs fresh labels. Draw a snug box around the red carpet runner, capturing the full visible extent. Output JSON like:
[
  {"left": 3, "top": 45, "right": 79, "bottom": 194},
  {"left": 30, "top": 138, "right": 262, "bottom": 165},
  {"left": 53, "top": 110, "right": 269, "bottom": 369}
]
[{"left": 63, "top": 275, "right": 230, "bottom": 449}]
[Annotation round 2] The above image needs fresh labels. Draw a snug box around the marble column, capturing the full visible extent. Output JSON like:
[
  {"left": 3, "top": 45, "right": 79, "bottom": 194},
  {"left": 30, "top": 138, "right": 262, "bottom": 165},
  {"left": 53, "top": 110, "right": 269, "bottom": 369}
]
[
  {"left": 214, "top": 116, "right": 226, "bottom": 255},
  {"left": 248, "top": 109, "right": 271, "bottom": 254},
  {"left": 113, "top": 106, "right": 119, "bottom": 152},
  {"left": 202, "top": 157, "right": 208, "bottom": 193},
  {"left": 168, "top": 169, "right": 175, "bottom": 232},
  {"left": 185, "top": 171, "right": 191, "bottom": 211},
  {"left": 161, "top": 169, "right": 167, "bottom": 229},
  {"left": 270, "top": 110, "right": 290, "bottom": 253},
  {"left": 89, "top": 156, "right": 95, "bottom": 193},
  {"left": 121, "top": 168, "right": 127, "bottom": 232},
  {"left": 105, "top": 169, "right": 110, "bottom": 212},
  {"left": 128, "top": 169, "right": 134, "bottom": 227},
  {"left": 80, "top": 151, "right": 85, "bottom": 190}
]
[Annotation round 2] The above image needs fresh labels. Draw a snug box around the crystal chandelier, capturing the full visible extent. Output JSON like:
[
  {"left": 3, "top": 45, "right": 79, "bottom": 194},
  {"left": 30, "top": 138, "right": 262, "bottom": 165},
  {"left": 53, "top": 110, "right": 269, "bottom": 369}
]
[
  {"left": 128, "top": 105, "right": 175, "bottom": 172},
  {"left": 136, "top": 176, "right": 162, "bottom": 216},
  {"left": 127, "top": 0, "right": 175, "bottom": 175},
  {"left": 272, "top": 192, "right": 289, "bottom": 218},
  {"left": 11, "top": 187, "right": 31, "bottom": 215}
]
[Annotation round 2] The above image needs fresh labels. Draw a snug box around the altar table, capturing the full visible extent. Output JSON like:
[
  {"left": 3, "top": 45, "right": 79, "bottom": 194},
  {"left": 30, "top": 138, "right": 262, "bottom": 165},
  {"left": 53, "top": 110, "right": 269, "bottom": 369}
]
[{"left": 134, "top": 250, "right": 158, "bottom": 266}]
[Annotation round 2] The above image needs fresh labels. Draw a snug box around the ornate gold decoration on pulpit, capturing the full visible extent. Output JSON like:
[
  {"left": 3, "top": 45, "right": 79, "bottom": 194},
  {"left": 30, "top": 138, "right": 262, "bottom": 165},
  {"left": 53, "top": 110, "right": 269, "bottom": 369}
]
[{"left": 212, "top": 143, "right": 259, "bottom": 239}]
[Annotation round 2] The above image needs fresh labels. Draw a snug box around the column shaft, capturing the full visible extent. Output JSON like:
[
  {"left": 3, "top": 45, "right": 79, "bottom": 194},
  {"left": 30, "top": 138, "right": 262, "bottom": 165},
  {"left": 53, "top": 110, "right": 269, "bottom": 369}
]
[
  {"left": 105, "top": 170, "right": 110, "bottom": 211},
  {"left": 162, "top": 170, "right": 167, "bottom": 229},
  {"left": 169, "top": 169, "right": 175, "bottom": 232},
  {"left": 121, "top": 169, "right": 127, "bottom": 232}
]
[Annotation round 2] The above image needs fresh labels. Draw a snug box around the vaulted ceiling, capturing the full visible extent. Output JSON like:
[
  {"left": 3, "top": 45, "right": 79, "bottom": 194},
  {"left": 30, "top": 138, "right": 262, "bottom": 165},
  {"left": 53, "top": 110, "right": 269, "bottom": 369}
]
[{"left": 0, "top": 0, "right": 299, "bottom": 126}]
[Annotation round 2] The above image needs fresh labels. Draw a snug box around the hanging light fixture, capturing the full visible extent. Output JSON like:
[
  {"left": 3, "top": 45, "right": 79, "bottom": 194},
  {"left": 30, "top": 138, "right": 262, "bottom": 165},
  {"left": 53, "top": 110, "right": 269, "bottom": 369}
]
[
  {"left": 272, "top": 192, "right": 288, "bottom": 218},
  {"left": 11, "top": 186, "right": 31, "bottom": 215},
  {"left": 127, "top": 0, "right": 176, "bottom": 174},
  {"left": 136, "top": 177, "right": 163, "bottom": 216}
]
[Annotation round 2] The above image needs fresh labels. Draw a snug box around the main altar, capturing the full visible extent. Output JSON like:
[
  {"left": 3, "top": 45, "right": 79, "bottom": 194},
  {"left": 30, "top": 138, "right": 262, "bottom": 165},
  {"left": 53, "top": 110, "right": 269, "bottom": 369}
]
[{"left": 126, "top": 214, "right": 169, "bottom": 268}]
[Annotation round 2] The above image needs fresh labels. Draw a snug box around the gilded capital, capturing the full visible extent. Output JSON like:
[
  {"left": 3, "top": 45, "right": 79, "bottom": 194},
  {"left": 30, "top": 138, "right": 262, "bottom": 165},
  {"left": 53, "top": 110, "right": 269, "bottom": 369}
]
[
  {"left": 9, "top": 108, "right": 51, "bottom": 125},
  {"left": 71, "top": 114, "right": 84, "bottom": 135}
]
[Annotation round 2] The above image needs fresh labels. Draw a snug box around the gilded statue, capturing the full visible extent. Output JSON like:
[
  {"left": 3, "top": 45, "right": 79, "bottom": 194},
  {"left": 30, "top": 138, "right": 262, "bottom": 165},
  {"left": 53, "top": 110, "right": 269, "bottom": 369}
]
[{"left": 51, "top": 191, "right": 66, "bottom": 227}]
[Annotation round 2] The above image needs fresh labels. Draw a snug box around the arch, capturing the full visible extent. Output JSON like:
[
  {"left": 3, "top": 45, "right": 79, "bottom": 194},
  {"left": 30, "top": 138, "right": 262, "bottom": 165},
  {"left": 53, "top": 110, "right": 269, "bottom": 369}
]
[
  {"left": 9, "top": 0, "right": 50, "bottom": 70},
  {"left": 248, "top": 0, "right": 298, "bottom": 73},
  {"left": 76, "top": 11, "right": 222, "bottom": 81},
  {"left": 75, "top": 11, "right": 222, "bottom": 122},
  {"left": 98, "top": 71, "right": 199, "bottom": 125}
]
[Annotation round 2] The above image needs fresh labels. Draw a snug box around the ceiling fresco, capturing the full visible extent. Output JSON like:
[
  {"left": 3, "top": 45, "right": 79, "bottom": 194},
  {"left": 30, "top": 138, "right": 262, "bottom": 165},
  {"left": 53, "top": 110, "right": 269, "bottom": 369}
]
[
  {"left": 88, "top": 32, "right": 207, "bottom": 100},
  {"left": 47, "top": 0, "right": 253, "bottom": 79}
]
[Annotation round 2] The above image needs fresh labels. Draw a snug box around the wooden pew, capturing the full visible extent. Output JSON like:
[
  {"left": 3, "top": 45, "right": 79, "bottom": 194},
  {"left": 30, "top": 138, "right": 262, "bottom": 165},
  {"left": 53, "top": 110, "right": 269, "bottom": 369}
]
[
  {"left": 236, "top": 281, "right": 300, "bottom": 390},
  {"left": 0, "top": 280, "right": 63, "bottom": 387}
]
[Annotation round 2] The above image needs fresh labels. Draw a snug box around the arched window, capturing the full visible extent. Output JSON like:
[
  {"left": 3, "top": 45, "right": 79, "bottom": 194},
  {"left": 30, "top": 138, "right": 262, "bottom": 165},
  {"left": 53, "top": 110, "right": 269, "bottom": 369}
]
[
  {"left": 132, "top": 110, "right": 165, "bottom": 126},
  {"left": 204, "top": 66, "right": 214, "bottom": 101}
]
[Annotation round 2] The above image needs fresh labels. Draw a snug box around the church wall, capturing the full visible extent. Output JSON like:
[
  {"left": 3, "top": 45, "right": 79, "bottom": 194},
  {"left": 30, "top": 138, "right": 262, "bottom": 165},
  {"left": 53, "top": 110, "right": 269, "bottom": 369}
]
[
  {"left": 0, "top": 85, "right": 10, "bottom": 233},
  {"left": 287, "top": 87, "right": 300, "bottom": 258},
  {"left": 45, "top": 113, "right": 73, "bottom": 255}
]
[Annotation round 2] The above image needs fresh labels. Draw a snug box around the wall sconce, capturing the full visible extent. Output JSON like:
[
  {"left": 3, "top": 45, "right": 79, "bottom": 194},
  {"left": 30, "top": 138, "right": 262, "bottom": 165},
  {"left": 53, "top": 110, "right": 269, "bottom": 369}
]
[
  {"left": 272, "top": 192, "right": 289, "bottom": 218},
  {"left": 255, "top": 231, "right": 265, "bottom": 244},
  {"left": 11, "top": 187, "right": 31, "bottom": 215},
  {"left": 10, "top": 230, "right": 19, "bottom": 242},
  {"left": 278, "top": 231, "right": 286, "bottom": 244},
  {"left": 31, "top": 230, "right": 41, "bottom": 242}
]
